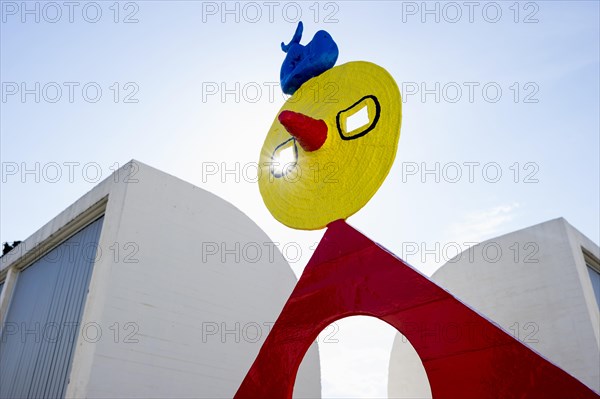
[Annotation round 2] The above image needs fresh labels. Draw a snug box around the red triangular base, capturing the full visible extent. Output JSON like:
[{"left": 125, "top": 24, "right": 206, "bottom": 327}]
[{"left": 234, "top": 220, "right": 599, "bottom": 398}]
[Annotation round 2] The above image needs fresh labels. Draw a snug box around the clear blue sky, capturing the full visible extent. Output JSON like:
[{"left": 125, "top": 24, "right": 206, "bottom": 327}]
[{"left": 1, "top": 1, "right": 598, "bottom": 397}]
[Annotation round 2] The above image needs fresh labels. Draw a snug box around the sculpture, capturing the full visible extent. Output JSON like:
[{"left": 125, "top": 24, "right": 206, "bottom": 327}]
[{"left": 235, "top": 23, "right": 599, "bottom": 399}]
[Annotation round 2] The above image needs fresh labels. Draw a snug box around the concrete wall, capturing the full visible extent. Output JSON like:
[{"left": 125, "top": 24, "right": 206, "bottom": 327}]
[
  {"left": 0, "top": 160, "right": 321, "bottom": 398},
  {"left": 388, "top": 218, "right": 600, "bottom": 397}
]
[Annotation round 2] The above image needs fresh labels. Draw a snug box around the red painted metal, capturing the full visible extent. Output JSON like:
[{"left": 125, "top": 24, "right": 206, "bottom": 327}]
[
  {"left": 234, "top": 219, "right": 600, "bottom": 398},
  {"left": 278, "top": 110, "right": 328, "bottom": 152}
]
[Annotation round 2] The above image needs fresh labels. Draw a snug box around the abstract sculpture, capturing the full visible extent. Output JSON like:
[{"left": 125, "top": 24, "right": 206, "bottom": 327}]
[
  {"left": 235, "top": 23, "right": 600, "bottom": 399},
  {"left": 280, "top": 21, "right": 339, "bottom": 95}
]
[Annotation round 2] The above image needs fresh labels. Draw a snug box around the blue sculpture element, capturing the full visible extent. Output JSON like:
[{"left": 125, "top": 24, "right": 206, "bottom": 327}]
[{"left": 280, "top": 21, "right": 339, "bottom": 95}]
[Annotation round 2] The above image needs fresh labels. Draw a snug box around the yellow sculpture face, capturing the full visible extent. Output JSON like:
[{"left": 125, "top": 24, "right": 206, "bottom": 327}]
[{"left": 259, "top": 61, "right": 402, "bottom": 230}]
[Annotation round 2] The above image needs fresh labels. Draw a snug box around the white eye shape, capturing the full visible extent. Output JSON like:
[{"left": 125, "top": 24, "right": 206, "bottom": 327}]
[
  {"left": 345, "top": 104, "right": 370, "bottom": 133},
  {"left": 336, "top": 95, "right": 381, "bottom": 140},
  {"left": 270, "top": 138, "right": 298, "bottom": 178}
]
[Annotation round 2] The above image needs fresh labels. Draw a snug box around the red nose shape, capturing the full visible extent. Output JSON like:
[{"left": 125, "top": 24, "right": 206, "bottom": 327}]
[{"left": 278, "top": 110, "right": 327, "bottom": 152}]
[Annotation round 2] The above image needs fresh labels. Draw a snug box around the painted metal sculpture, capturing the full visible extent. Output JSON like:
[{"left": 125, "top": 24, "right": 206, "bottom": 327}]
[
  {"left": 236, "top": 23, "right": 600, "bottom": 399},
  {"left": 280, "top": 21, "right": 339, "bottom": 96}
]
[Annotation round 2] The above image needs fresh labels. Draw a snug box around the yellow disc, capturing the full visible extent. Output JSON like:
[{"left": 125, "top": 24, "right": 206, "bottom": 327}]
[{"left": 259, "top": 61, "right": 402, "bottom": 230}]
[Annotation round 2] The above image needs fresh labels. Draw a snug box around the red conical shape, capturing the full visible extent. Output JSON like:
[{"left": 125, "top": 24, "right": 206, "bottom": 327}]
[{"left": 278, "top": 110, "right": 327, "bottom": 152}]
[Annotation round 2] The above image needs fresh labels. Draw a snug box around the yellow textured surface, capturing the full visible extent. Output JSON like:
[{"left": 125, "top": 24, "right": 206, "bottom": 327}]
[{"left": 259, "top": 61, "right": 402, "bottom": 230}]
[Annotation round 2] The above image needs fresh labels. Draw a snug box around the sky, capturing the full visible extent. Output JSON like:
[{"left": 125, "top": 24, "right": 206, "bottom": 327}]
[{"left": 1, "top": 1, "right": 599, "bottom": 398}]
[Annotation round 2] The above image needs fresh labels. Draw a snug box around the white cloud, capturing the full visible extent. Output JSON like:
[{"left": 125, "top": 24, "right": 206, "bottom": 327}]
[{"left": 447, "top": 202, "right": 520, "bottom": 245}]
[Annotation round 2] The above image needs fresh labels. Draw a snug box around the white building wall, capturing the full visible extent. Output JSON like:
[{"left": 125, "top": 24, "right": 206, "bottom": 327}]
[
  {"left": 1, "top": 160, "right": 320, "bottom": 399},
  {"left": 388, "top": 218, "right": 600, "bottom": 397}
]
